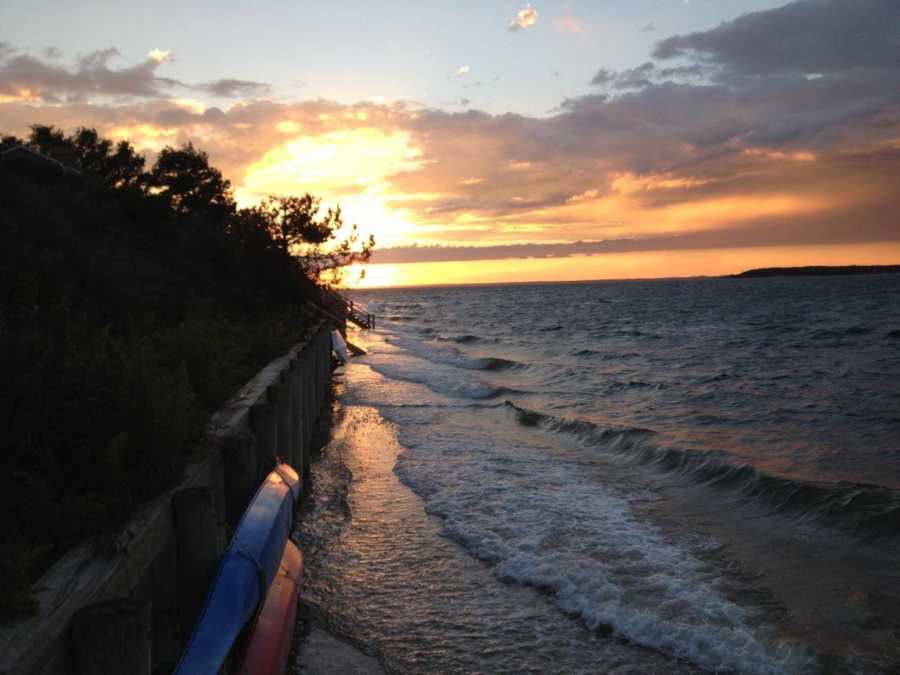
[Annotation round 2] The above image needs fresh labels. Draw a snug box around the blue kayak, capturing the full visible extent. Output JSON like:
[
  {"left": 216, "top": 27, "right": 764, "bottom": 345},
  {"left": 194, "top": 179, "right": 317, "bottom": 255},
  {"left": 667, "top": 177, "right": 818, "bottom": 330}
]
[{"left": 174, "top": 462, "right": 300, "bottom": 675}]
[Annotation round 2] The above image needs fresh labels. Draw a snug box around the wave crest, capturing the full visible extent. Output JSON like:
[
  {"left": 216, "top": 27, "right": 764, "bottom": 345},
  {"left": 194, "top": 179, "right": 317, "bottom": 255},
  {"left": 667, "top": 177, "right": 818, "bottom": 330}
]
[{"left": 505, "top": 402, "right": 900, "bottom": 539}]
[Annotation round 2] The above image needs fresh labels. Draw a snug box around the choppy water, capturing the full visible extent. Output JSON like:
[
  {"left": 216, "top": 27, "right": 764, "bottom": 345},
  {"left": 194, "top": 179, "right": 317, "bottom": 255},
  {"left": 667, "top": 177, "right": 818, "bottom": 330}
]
[{"left": 295, "top": 276, "right": 900, "bottom": 674}]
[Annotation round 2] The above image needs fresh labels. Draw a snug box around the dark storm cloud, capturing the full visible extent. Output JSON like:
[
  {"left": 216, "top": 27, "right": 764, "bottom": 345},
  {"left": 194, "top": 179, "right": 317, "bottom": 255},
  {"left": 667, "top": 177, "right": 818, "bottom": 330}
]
[{"left": 653, "top": 0, "right": 900, "bottom": 77}]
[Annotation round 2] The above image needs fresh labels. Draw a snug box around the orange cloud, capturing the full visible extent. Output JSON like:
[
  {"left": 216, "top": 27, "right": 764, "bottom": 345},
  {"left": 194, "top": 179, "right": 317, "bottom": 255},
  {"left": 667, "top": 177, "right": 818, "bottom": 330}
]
[
  {"left": 3, "top": 0, "right": 899, "bottom": 286},
  {"left": 743, "top": 147, "right": 816, "bottom": 162},
  {"left": 2, "top": 36, "right": 898, "bottom": 283}
]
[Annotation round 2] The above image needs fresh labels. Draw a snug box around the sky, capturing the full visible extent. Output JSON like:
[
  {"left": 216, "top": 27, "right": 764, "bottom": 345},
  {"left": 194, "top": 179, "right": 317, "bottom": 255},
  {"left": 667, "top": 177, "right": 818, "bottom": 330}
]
[{"left": 2, "top": 0, "right": 898, "bottom": 287}]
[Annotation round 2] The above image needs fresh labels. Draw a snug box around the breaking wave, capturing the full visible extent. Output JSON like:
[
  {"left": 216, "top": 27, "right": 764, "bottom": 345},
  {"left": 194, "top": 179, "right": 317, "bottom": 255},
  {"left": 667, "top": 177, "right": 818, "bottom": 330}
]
[{"left": 506, "top": 402, "right": 900, "bottom": 539}]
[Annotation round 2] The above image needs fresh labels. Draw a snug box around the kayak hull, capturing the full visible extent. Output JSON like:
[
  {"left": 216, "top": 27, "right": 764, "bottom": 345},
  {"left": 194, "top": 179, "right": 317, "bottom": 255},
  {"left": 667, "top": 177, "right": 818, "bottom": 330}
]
[
  {"left": 174, "top": 462, "right": 300, "bottom": 675},
  {"left": 238, "top": 540, "right": 303, "bottom": 675}
]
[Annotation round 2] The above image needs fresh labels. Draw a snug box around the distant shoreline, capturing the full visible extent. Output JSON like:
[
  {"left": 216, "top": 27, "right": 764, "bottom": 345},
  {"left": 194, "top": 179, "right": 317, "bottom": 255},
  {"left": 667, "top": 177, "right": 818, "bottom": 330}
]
[
  {"left": 729, "top": 265, "right": 900, "bottom": 279},
  {"left": 345, "top": 264, "right": 900, "bottom": 291}
]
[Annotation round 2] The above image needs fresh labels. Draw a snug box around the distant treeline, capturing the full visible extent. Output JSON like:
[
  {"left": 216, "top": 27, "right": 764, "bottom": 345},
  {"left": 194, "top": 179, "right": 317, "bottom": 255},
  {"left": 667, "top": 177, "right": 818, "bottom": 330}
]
[
  {"left": 0, "top": 125, "right": 373, "bottom": 621},
  {"left": 731, "top": 265, "right": 900, "bottom": 278}
]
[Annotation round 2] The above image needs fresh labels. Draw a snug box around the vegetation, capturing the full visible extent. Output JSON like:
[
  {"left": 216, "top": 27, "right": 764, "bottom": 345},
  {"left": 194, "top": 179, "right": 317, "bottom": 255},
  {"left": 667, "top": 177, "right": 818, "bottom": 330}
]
[
  {"left": 0, "top": 125, "right": 374, "bottom": 621},
  {"left": 731, "top": 265, "right": 900, "bottom": 278}
]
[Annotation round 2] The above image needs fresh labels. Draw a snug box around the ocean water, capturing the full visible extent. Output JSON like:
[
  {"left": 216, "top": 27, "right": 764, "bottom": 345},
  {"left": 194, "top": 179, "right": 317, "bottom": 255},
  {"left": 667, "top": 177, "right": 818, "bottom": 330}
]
[{"left": 295, "top": 276, "right": 900, "bottom": 674}]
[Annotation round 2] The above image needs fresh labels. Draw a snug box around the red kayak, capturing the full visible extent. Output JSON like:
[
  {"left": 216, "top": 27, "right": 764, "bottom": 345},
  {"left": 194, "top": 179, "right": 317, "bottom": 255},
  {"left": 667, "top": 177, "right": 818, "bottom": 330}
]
[{"left": 237, "top": 540, "right": 304, "bottom": 675}]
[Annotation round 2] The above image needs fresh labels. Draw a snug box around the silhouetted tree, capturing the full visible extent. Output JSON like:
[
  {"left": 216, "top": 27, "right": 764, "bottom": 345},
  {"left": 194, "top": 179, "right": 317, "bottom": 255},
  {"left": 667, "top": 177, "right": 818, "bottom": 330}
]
[
  {"left": 20, "top": 126, "right": 146, "bottom": 188},
  {"left": 248, "top": 193, "right": 375, "bottom": 284},
  {"left": 150, "top": 143, "right": 234, "bottom": 219},
  {"left": 104, "top": 140, "right": 146, "bottom": 188},
  {"left": 0, "top": 134, "right": 22, "bottom": 153},
  {"left": 69, "top": 127, "right": 112, "bottom": 173},
  {"left": 254, "top": 193, "right": 336, "bottom": 253},
  {"left": 66, "top": 127, "right": 145, "bottom": 187},
  {"left": 27, "top": 125, "right": 82, "bottom": 169},
  {"left": 315, "top": 221, "right": 375, "bottom": 284},
  {"left": 28, "top": 124, "right": 68, "bottom": 154}
]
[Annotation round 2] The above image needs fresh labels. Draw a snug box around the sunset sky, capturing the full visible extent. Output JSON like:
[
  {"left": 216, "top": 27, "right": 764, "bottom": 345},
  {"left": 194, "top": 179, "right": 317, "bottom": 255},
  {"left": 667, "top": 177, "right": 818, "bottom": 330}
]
[{"left": 2, "top": 0, "right": 898, "bottom": 287}]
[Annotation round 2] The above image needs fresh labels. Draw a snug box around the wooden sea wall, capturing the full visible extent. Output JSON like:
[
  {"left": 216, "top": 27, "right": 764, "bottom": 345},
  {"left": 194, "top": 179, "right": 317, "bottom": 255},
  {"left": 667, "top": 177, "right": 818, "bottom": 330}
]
[{"left": 0, "top": 320, "right": 336, "bottom": 675}]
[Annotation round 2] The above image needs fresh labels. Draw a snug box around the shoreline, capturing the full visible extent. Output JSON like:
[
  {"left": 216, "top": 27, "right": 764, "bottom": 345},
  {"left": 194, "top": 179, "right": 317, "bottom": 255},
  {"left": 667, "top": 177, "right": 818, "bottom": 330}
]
[
  {"left": 289, "top": 386, "right": 707, "bottom": 673},
  {"left": 291, "top": 374, "right": 386, "bottom": 675},
  {"left": 292, "top": 624, "right": 384, "bottom": 675},
  {"left": 300, "top": 294, "right": 900, "bottom": 672}
]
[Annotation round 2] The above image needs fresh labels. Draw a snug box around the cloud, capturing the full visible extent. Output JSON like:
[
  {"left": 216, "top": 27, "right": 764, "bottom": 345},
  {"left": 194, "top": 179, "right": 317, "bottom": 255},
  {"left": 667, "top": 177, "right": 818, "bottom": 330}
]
[
  {"left": 653, "top": 0, "right": 899, "bottom": 76},
  {"left": 0, "top": 45, "right": 271, "bottom": 102},
  {"left": 594, "top": 0, "right": 899, "bottom": 107},
  {"left": 590, "top": 62, "right": 658, "bottom": 90},
  {"left": 197, "top": 78, "right": 270, "bottom": 98},
  {"left": 2, "top": 1, "right": 898, "bottom": 264},
  {"left": 640, "top": 23, "right": 656, "bottom": 33},
  {"left": 509, "top": 5, "right": 538, "bottom": 31},
  {"left": 611, "top": 62, "right": 656, "bottom": 90},
  {"left": 0, "top": 46, "right": 181, "bottom": 101},
  {"left": 589, "top": 69, "right": 615, "bottom": 86},
  {"left": 147, "top": 49, "right": 173, "bottom": 63},
  {"left": 2, "top": 87, "right": 896, "bottom": 255},
  {"left": 372, "top": 160, "right": 900, "bottom": 262}
]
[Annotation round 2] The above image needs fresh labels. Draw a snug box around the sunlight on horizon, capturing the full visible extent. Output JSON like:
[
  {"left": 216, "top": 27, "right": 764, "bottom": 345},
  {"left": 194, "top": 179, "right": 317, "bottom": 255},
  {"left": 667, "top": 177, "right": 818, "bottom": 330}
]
[
  {"left": 343, "top": 243, "right": 900, "bottom": 289},
  {"left": 5, "top": 1, "right": 892, "bottom": 286}
]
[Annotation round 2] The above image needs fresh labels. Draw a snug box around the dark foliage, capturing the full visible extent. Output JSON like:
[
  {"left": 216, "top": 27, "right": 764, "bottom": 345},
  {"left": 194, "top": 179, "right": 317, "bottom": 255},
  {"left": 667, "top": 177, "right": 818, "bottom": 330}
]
[
  {"left": 0, "top": 134, "right": 22, "bottom": 153},
  {"left": 245, "top": 193, "right": 375, "bottom": 284},
  {"left": 0, "top": 125, "right": 369, "bottom": 622},
  {"left": 149, "top": 143, "right": 234, "bottom": 220}
]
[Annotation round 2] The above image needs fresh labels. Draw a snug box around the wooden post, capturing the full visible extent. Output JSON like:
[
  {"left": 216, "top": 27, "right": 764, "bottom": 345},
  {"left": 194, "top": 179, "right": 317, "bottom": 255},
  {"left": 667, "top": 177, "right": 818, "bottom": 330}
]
[
  {"left": 311, "top": 336, "right": 318, "bottom": 416},
  {"left": 172, "top": 487, "right": 219, "bottom": 635},
  {"left": 303, "top": 357, "right": 314, "bottom": 453},
  {"left": 318, "top": 329, "right": 325, "bottom": 404},
  {"left": 276, "top": 372, "right": 293, "bottom": 467},
  {"left": 311, "top": 330, "right": 333, "bottom": 453},
  {"left": 222, "top": 432, "right": 257, "bottom": 528},
  {"left": 250, "top": 387, "right": 278, "bottom": 479},
  {"left": 150, "top": 529, "right": 181, "bottom": 669},
  {"left": 311, "top": 338, "right": 321, "bottom": 431},
  {"left": 289, "top": 358, "right": 305, "bottom": 478},
  {"left": 319, "top": 329, "right": 330, "bottom": 416},
  {"left": 70, "top": 599, "right": 151, "bottom": 675}
]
